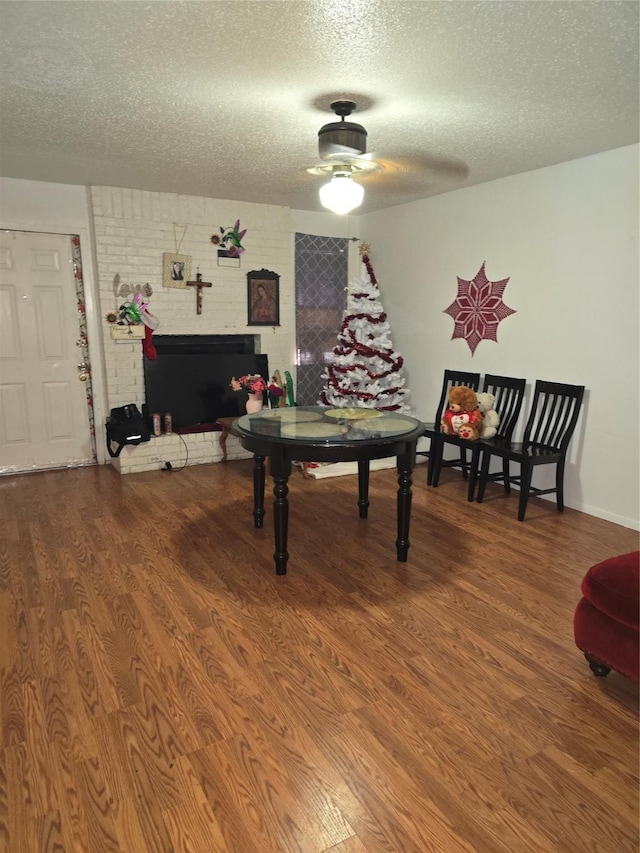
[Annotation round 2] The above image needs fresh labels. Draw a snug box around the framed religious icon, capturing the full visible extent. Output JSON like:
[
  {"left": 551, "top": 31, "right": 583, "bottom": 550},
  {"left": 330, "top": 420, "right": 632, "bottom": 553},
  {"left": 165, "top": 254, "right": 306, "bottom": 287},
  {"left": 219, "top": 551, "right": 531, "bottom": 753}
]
[
  {"left": 247, "top": 269, "right": 280, "bottom": 326},
  {"left": 162, "top": 252, "right": 192, "bottom": 290}
]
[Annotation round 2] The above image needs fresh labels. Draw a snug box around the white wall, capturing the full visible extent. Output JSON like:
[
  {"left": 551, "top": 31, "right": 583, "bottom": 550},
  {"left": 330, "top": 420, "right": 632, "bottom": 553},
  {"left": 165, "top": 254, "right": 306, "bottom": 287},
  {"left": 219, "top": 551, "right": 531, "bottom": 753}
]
[
  {"left": 0, "top": 177, "right": 91, "bottom": 225},
  {"left": 0, "top": 177, "right": 109, "bottom": 462},
  {"left": 360, "top": 145, "right": 639, "bottom": 530}
]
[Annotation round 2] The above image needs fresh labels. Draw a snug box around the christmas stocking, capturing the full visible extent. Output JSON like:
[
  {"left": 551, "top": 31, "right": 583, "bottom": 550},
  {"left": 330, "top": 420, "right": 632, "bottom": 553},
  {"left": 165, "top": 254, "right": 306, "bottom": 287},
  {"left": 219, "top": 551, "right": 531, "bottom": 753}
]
[
  {"left": 142, "top": 325, "right": 157, "bottom": 359},
  {"left": 141, "top": 308, "right": 159, "bottom": 360}
]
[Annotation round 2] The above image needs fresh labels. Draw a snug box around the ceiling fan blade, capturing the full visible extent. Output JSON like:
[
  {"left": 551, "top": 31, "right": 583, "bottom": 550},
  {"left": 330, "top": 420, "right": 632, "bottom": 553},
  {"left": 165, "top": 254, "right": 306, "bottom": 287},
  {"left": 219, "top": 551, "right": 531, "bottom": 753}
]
[{"left": 365, "top": 154, "right": 469, "bottom": 185}]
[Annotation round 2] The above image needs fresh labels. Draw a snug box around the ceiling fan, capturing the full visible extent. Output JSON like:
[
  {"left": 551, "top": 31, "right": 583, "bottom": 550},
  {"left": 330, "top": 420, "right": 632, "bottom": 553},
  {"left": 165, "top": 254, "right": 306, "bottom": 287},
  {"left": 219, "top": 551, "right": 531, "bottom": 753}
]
[
  {"left": 307, "top": 99, "right": 468, "bottom": 214},
  {"left": 307, "top": 100, "right": 379, "bottom": 213}
]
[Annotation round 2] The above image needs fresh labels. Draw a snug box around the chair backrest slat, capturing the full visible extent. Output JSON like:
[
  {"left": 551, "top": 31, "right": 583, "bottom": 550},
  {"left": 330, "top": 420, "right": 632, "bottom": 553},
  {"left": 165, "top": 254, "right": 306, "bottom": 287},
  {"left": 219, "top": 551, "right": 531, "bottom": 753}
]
[
  {"left": 534, "top": 393, "right": 554, "bottom": 446},
  {"left": 481, "top": 374, "right": 526, "bottom": 441},
  {"left": 434, "top": 370, "right": 481, "bottom": 423},
  {"left": 547, "top": 395, "right": 572, "bottom": 446},
  {"left": 524, "top": 381, "right": 585, "bottom": 451}
]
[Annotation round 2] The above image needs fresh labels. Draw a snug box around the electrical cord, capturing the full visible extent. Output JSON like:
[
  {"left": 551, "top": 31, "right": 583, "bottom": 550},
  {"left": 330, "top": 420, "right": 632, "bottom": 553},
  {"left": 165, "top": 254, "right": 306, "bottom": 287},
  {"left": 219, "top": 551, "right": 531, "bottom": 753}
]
[{"left": 161, "top": 432, "right": 189, "bottom": 472}]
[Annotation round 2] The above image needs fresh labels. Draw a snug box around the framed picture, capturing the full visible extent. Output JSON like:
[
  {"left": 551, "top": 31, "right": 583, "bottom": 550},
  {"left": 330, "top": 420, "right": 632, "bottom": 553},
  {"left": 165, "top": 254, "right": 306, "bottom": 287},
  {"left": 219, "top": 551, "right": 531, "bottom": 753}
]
[
  {"left": 162, "top": 252, "right": 192, "bottom": 289},
  {"left": 247, "top": 269, "right": 280, "bottom": 326}
]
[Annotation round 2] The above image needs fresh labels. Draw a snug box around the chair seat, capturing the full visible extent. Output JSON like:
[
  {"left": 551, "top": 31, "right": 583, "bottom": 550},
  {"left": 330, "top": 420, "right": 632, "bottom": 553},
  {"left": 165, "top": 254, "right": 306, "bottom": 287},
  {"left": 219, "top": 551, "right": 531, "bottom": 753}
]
[{"left": 477, "top": 439, "right": 563, "bottom": 461}]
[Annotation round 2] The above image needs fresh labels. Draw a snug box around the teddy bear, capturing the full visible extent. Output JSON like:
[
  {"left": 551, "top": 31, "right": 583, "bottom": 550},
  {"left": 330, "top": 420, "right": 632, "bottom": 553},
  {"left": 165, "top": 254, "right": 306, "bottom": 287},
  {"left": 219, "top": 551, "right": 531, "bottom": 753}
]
[
  {"left": 476, "top": 392, "right": 500, "bottom": 439},
  {"left": 457, "top": 421, "right": 482, "bottom": 441},
  {"left": 440, "top": 385, "right": 484, "bottom": 440}
]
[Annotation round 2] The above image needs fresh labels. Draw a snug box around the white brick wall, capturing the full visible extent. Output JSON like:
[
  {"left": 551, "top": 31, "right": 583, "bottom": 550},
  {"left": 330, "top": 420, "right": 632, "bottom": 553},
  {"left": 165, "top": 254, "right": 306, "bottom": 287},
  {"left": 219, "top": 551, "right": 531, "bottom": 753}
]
[
  {"left": 109, "top": 429, "right": 252, "bottom": 475},
  {"left": 92, "top": 186, "right": 294, "bottom": 473}
]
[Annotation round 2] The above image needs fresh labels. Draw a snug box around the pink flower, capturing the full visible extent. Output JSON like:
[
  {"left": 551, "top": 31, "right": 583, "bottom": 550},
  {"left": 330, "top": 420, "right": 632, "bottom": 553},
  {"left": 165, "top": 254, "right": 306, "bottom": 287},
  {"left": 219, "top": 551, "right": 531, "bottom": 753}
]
[{"left": 230, "top": 374, "right": 266, "bottom": 394}]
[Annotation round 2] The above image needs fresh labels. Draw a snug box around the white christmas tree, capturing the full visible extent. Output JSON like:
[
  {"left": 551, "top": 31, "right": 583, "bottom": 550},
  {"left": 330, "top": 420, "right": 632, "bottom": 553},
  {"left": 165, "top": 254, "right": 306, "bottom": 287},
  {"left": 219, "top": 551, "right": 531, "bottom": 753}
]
[{"left": 319, "top": 243, "right": 411, "bottom": 412}]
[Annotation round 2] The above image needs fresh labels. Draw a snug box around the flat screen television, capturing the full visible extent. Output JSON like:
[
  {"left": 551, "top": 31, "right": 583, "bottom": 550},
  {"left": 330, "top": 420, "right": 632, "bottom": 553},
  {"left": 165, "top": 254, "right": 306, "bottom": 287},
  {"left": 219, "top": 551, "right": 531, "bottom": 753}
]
[{"left": 143, "top": 336, "right": 268, "bottom": 431}]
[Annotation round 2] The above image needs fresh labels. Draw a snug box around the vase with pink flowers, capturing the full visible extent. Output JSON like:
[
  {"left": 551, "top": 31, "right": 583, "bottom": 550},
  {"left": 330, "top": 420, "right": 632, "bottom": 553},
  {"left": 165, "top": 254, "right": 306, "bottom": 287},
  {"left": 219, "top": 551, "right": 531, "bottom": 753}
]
[{"left": 230, "top": 373, "right": 267, "bottom": 413}]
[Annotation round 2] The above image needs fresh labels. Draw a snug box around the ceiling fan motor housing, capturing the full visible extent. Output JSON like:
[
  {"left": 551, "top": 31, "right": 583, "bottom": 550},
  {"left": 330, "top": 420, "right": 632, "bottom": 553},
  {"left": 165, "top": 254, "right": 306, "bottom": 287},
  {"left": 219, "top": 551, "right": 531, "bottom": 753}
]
[{"left": 318, "top": 121, "right": 367, "bottom": 159}]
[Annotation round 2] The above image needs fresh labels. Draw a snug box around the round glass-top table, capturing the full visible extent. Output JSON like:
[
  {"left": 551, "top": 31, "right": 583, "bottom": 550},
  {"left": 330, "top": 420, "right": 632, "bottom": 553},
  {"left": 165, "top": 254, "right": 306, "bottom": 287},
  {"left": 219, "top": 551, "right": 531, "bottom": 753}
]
[{"left": 234, "top": 406, "right": 424, "bottom": 575}]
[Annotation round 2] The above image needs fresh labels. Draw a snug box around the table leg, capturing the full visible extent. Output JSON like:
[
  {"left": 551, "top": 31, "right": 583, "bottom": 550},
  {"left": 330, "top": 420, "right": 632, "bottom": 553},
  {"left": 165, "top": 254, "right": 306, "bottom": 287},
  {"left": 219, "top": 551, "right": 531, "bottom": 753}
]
[
  {"left": 252, "top": 454, "right": 266, "bottom": 528},
  {"left": 358, "top": 460, "right": 370, "bottom": 518},
  {"left": 273, "top": 473, "right": 289, "bottom": 575},
  {"left": 269, "top": 449, "right": 292, "bottom": 575},
  {"left": 219, "top": 428, "right": 229, "bottom": 462},
  {"left": 396, "top": 451, "right": 415, "bottom": 562}
]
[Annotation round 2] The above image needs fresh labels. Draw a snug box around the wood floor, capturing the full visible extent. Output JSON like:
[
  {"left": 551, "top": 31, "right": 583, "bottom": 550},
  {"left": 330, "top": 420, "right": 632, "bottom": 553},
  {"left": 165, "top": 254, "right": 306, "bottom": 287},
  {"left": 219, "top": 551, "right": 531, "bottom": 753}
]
[{"left": 0, "top": 460, "right": 638, "bottom": 853}]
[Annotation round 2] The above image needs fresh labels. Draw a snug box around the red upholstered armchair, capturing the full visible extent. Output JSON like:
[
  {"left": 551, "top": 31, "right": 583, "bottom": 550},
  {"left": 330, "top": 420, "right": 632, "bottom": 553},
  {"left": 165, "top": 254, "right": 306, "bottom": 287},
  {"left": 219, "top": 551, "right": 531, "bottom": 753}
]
[{"left": 574, "top": 551, "right": 639, "bottom": 680}]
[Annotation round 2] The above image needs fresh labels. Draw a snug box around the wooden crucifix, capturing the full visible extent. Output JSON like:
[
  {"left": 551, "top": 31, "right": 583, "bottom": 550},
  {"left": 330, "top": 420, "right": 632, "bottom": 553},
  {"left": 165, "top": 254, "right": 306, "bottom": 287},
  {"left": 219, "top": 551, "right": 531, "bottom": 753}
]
[{"left": 186, "top": 269, "right": 212, "bottom": 315}]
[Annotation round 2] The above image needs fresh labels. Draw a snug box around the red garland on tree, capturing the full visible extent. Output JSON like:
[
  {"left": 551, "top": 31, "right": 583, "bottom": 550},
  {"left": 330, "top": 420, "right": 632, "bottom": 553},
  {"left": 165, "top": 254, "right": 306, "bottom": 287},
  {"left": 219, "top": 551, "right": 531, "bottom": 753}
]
[{"left": 319, "top": 243, "right": 411, "bottom": 412}]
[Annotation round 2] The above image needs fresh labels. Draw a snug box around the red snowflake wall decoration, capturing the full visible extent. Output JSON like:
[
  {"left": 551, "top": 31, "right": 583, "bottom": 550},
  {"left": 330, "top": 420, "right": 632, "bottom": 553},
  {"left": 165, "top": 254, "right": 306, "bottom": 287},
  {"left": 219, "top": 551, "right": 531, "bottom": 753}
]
[{"left": 443, "top": 262, "right": 516, "bottom": 356}]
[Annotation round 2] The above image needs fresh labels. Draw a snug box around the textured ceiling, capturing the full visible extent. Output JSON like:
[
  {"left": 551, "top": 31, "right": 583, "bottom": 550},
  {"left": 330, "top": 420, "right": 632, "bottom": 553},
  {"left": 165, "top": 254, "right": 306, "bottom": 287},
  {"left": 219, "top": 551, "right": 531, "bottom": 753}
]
[{"left": 0, "top": 1, "right": 637, "bottom": 215}]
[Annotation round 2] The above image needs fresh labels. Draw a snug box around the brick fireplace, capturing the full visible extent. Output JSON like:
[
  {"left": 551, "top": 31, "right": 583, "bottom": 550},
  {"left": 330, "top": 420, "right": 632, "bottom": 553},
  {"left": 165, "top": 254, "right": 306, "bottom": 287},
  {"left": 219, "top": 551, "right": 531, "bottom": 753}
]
[{"left": 90, "top": 185, "right": 293, "bottom": 474}]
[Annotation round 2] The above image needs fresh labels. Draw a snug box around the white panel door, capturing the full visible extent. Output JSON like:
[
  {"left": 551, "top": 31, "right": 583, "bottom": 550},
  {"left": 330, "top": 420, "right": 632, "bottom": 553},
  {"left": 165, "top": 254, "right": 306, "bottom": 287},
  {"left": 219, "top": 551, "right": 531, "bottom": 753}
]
[{"left": 0, "top": 231, "right": 94, "bottom": 472}]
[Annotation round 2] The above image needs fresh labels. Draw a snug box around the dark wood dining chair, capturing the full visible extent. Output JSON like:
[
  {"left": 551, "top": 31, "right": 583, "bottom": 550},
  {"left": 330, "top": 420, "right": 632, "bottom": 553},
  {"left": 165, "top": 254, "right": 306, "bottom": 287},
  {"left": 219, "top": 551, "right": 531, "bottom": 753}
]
[
  {"left": 420, "top": 369, "right": 481, "bottom": 485},
  {"left": 429, "top": 373, "right": 526, "bottom": 499},
  {"left": 463, "top": 374, "right": 527, "bottom": 501},
  {"left": 475, "top": 380, "right": 585, "bottom": 521}
]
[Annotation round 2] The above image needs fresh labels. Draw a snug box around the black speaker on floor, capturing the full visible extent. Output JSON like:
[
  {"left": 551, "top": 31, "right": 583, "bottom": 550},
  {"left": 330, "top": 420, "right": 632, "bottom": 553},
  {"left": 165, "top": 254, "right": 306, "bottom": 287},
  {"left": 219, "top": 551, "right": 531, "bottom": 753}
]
[{"left": 105, "top": 405, "right": 150, "bottom": 458}]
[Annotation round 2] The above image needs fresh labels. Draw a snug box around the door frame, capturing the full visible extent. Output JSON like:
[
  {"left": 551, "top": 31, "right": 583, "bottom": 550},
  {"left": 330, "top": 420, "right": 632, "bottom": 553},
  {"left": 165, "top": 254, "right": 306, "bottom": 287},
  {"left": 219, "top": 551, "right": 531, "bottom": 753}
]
[{"left": 0, "top": 216, "right": 109, "bottom": 465}]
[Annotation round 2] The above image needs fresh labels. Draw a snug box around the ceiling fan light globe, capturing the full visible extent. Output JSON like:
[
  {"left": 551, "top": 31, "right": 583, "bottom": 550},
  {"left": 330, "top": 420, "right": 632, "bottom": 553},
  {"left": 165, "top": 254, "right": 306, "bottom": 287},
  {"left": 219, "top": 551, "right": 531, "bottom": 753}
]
[{"left": 319, "top": 175, "right": 365, "bottom": 215}]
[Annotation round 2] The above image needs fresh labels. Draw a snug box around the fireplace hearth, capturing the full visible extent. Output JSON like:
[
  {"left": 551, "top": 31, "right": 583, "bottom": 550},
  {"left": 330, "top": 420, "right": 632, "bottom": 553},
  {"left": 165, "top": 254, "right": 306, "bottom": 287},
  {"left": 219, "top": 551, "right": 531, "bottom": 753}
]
[{"left": 143, "top": 335, "right": 268, "bottom": 431}]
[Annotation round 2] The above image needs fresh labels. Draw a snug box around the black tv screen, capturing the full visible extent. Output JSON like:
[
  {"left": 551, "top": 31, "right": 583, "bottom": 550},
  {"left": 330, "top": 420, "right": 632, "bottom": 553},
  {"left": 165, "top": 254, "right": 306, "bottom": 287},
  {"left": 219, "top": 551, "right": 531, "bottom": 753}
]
[{"left": 143, "top": 350, "right": 269, "bottom": 430}]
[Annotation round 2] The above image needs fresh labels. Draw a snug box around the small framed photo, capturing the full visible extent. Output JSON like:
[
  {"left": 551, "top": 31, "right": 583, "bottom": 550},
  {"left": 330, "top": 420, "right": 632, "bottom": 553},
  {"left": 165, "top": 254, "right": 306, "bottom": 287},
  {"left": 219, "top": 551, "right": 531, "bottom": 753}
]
[
  {"left": 162, "top": 252, "right": 192, "bottom": 289},
  {"left": 247, "top": 269, "right": 280, "bottom": 326}
]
